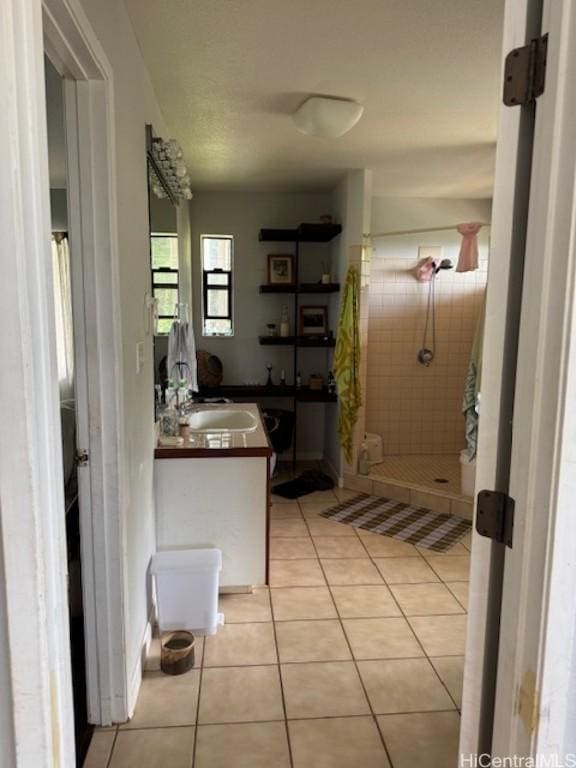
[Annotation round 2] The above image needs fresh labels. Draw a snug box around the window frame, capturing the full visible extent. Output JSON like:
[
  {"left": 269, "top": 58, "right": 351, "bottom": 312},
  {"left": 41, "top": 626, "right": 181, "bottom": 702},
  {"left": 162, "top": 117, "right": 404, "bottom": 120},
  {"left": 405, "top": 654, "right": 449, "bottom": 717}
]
[
  {"left": 150, "top": 232, "right": 179, "bottom": 335},
  {"left": 201, "top": 234, "right": 234, "bottom": 337}
]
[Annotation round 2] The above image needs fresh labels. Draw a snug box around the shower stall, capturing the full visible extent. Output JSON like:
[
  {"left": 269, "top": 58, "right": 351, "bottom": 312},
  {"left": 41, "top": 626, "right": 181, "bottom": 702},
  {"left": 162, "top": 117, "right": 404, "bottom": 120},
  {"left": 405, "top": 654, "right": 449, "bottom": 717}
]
[{"left": 362, "top": 222, "right": 489, "bottom": 510}]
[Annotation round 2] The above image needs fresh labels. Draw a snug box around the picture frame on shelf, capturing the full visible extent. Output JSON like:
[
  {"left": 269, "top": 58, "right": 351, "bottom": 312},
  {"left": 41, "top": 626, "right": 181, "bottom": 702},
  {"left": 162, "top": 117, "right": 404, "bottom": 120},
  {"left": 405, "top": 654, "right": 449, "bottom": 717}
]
[
  {"left": 267, "top": 254, "right": 294, "bottom": 285},
  {"left": 299, "top": 305, "right": 328, "bottom": 336}
]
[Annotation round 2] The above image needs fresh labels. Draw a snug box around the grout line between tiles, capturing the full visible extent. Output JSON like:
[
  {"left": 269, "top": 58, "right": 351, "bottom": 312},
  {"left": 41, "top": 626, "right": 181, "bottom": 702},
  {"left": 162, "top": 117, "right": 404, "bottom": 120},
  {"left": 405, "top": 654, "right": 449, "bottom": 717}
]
[
  {"left": 267, "top": 580, "right": 295, "bottom": 768},
  {"left": 306, "top": 501, "right": 467, "bottom": 731},
  {"left": 300, "top": 500, "right": 397, "bottom": 768},
  {"left": 104, "top": 726, "right": 119, "bottom": 768},
  {"left": 191, "top": 621, "right": 206, "bottom": 767}
]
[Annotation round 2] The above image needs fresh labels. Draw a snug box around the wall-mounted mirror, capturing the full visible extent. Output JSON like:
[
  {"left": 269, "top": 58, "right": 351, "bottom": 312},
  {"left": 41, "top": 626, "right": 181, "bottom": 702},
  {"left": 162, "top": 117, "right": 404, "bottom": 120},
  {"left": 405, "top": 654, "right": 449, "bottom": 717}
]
[{"left": 146, "top": 124, "right": 195, "bottom": 405}]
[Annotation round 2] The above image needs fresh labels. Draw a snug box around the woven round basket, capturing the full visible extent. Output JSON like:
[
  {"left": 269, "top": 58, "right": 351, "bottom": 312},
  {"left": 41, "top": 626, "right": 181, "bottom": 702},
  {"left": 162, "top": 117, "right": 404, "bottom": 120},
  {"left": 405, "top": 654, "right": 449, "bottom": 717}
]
[{"left": 196, "top": 350, "right": 223, "bottom": 388}]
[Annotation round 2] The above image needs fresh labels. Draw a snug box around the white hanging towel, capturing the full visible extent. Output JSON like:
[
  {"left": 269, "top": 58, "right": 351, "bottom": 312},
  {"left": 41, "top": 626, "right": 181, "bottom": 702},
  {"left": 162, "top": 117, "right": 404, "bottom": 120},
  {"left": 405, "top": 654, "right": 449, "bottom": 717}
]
[{"left": 167, "top": 317, "right": 199, "bottom": 392}]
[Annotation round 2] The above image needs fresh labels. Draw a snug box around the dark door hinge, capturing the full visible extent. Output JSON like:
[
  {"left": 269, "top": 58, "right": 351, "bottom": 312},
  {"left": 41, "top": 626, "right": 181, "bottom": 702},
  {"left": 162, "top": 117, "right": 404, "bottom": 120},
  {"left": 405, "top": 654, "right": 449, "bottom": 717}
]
[
  {"left": 503, "top": 33, "right": 548, "bottom": 107},
  {"left": 476, "top": 490, "right": 515, "bottom": 547},
  {"left": 75, "top": 449, "right": 90, "bottom": 467}
]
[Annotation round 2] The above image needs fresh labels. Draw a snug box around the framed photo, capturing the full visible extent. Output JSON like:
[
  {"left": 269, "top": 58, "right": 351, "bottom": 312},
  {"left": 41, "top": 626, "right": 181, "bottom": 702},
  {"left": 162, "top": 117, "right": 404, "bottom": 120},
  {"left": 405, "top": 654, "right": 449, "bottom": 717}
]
[
  {"left": 300, "top": 305, "right": 328, "bottom": 336},
  {"left": 267, "top": 254, "right": 294, "bottom": 285}
]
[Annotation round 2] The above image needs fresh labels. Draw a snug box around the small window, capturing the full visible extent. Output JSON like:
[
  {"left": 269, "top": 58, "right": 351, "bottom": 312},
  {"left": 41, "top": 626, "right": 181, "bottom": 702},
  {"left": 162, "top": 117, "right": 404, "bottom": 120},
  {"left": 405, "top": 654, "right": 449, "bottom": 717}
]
[
  {"left": 151, "top": 233, "right": 179, "bottom": 335},
  {"left": 201, "top": 235, "right": 234, "bottom": 336}
]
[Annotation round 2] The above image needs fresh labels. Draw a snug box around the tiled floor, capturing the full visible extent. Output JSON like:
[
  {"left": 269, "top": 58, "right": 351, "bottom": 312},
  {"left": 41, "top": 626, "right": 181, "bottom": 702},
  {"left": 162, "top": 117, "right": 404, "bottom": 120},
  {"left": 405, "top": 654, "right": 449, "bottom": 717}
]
[
  {"left": 85, "top": 483, "right": 471, "bottom": 768},
  {"left": 369, "top": 453, "right": 463, "bottom": 496}
]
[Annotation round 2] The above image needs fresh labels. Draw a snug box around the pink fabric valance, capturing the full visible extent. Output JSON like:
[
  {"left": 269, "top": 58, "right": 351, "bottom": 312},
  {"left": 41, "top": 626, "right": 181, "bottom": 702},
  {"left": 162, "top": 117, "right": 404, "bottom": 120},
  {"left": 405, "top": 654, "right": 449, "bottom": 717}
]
[{"left": 456, "top": 222, "right": 483, "bottom": 272}]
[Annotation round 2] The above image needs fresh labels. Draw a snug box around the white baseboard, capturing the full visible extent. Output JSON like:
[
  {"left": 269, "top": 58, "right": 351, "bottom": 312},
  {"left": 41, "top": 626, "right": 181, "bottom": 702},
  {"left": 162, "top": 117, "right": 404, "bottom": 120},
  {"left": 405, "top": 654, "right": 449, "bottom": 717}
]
[{"left": 126, "top": 618, "right": 153, "bottom": 719}]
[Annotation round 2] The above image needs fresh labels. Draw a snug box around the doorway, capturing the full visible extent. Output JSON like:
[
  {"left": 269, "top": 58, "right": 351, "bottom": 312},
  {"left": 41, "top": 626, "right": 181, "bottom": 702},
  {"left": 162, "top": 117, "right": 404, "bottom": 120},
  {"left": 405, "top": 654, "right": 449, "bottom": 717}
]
[{"left": 44, "top": 54, "right": 93, "bottom": 763}]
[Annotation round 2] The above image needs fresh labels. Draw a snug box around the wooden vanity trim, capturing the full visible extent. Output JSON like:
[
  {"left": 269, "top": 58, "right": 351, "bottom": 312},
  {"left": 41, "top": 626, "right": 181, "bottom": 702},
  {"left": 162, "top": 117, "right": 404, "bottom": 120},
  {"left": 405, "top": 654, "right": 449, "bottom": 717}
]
[{"left": 154, "top": 446, "right": 272, "bottom": 459}]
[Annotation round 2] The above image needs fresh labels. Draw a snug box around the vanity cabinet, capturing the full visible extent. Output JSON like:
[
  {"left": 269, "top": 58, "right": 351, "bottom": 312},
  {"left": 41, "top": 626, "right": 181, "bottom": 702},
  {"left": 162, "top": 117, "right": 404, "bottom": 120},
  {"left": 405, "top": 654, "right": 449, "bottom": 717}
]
[{"left": 154, "top": 404, "right": 271, "bottom": 588}]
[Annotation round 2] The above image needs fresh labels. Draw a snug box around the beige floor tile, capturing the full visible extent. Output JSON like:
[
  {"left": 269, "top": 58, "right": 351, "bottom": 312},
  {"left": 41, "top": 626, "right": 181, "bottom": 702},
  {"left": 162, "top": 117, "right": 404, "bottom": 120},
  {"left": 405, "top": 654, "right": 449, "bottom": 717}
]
[
  {"left": 269, "top": 559, "right": 326, "bottom": 587},
  {"left": 219, "top": 588, "right": 272, "bottom": 623},
  {"left": 300, "top": 501, "right": 343, "bottom": 517},
  {"left": 373, "top": 556, "right": 440, "bottom": 584},
  {"left": 334, "top": 488, "right": 365, "bottom": 502},
  {"left": 204, "top": 622, "right": 277, "bottom": 667},
  {"left": 306, "top": 517, "right": 358, "bottom": 537},
  {"left": 276, "top": 620, "right": 351, "bottom": 663},
  {"left": 271, "top": 587, "right": 337, "bottom": 621},
  {"left": 289, "top": 716, "right": 391, "bottom": 768},
  {"left": 271, "top": 492, "right": 297, "bottom": 504},
  {"left": 358, "top": 531, "right": 420, "bottom": 558},
  {"left": 427, "top": 555, "right": 471, "bottom": 582},
  {"left": 195, "top": 722, "right": 290, "bottom": 768},
  {"left": 446, "top": 581, "right": 469, "bottom": 610},
  {"left": 270, "top": 537, "right": 317, "bottom": 559},
  {"left": 270, "top": 502, "right": 302, "bottom": 519},
  {"left": 270, "top": 518, "right": 310, "bottom": 537},
  {"left": 121, "top": 669, "right": 200, "bottom": 729},
  {"left": 408, "top": 615, "right": 468, "bottom": 656},
  {"left": 299, "top": 489, "right": 338, "bottom": 504},
  {"left": 312, "top": 536, "right": 368, "bottom": 559},
  {"left": 199, "top": 665, "right": 284, "bottom": 724},
  {"left": 84, "top": 731, "right": 115, "bottom": 768},
  {"left": 281, "top": 661, "right": 370, "bottom": 719},
  {"left": 357, "top": 658, "right": 455, "bottom": 714},
  {"left": 331, "top": 585, "right": 402, "bottom": 618},
  {"left": 377, "top": 712, "right": 460, "bottom": 768},
  {"left": 109, "top": 727, "right": 195, "bottom": 768},
  {"left": 321, "top": 558, "right": 383, "bottom": 586},
  {"left": 461, "top": 531, "right": 473, "bottom": 551},
  {"left": 430, "top": 656, "right": 465, "bottom": 708},
  {"left": 343, "top": 617, "right": 423, "bottom": 660},
  {"left": 390, "top": 583, "right": 465, "bottom": 616}
]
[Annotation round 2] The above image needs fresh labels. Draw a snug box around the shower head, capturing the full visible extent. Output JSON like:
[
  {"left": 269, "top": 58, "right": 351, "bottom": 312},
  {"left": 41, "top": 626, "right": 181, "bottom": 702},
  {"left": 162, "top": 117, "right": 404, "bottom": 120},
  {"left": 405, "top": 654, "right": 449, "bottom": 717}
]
[{"left": 434, "top": 258, "right": 453, "bottom": 275}]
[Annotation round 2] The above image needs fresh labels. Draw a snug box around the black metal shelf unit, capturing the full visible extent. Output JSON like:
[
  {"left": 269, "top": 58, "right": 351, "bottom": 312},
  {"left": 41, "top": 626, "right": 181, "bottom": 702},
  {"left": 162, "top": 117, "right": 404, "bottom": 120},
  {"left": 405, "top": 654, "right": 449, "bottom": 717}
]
[{"left": 258, "top": 223, "right": 342, "bottom": 465}]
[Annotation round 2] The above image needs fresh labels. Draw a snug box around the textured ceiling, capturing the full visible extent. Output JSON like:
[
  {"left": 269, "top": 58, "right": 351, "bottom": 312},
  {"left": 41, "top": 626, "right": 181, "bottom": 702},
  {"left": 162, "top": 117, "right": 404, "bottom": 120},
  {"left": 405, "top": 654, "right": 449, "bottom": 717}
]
[{"left": 124, "top": 0, "right": 504, "bottom": 196}]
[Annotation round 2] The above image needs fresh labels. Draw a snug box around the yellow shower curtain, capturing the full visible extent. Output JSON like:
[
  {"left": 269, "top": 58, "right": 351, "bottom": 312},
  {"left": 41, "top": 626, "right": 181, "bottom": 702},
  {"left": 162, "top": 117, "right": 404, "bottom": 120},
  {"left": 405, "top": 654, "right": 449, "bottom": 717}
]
[{"left": 334, "top": 265, "right": 362, "bottom": 463}]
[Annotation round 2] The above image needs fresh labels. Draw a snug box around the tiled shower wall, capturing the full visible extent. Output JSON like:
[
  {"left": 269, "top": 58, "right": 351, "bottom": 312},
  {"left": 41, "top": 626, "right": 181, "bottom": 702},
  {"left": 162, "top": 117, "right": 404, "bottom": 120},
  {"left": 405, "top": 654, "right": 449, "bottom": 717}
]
[{"left": 365, "top": 229, "right": 489, "bottom": 456}]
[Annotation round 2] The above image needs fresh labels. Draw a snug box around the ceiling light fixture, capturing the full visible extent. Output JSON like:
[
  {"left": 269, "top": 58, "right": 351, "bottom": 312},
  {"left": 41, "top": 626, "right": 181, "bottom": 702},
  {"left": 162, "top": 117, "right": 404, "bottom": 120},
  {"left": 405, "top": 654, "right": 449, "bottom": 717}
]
[
  {"left": 146, "top": 124, "right": 193, "bottom": 203},
  {"left": 292, "top": 96, "right": 364, "bottom": 138}
]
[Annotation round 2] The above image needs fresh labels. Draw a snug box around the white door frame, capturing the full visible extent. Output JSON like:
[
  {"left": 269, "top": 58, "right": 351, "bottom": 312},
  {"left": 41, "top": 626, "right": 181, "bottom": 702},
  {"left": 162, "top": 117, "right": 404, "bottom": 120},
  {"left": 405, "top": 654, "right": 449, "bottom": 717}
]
[
  {"left": 459, "top": 0, "right": 539, "bottom": 754},
  {"left": 0, "top": 0, "right": 76, "bottom": 762},
  {"left": 0, "top": 0, "right": 127, "bottom": 762},
  {"left": 492, "top": 0, "right": 576, "bottom": 757},
  {"left": 43, "top": 0, "right": 128, "bottom": 727},
  {"left": 462, "top": 0, "right": 576, "bottom": 761}
]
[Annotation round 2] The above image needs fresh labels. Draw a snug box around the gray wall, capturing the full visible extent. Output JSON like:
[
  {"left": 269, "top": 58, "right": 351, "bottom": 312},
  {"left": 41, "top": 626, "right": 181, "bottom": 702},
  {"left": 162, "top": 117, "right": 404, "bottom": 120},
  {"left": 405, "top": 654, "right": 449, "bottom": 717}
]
[{"left": 189, "top": 190, "right": 335, "bottom": 460}]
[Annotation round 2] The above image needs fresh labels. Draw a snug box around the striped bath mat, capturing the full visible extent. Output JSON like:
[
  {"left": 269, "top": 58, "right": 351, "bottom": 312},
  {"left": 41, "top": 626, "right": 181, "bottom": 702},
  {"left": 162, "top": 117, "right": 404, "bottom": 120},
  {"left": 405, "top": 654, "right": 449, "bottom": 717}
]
[{"left": 321, "top": 494, "right": 471, "bottom": 553}]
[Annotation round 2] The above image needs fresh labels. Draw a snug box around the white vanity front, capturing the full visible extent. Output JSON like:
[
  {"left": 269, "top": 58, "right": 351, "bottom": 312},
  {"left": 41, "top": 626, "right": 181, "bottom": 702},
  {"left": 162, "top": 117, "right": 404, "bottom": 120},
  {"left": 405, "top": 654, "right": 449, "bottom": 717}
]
[{"left": 154, "top": 404, "right": 272, "bottom": 588}]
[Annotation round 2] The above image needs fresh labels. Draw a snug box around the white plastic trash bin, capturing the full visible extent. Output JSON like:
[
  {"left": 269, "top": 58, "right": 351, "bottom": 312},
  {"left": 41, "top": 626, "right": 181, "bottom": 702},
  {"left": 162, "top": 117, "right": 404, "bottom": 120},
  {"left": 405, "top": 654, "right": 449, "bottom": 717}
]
[
  {"left": 151, "top": 548, "right": 224, "bottom": 635},
  {"left": 460, "top": 450, "right": 476, "bottom": 498}
]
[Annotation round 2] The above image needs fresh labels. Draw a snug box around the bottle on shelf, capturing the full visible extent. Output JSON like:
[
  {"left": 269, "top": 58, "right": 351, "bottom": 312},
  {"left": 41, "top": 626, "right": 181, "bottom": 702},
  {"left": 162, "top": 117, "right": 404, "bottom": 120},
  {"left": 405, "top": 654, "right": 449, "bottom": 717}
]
[
  {"left": 358, "top": 438, "right": 370, "bottom": 476},
  {"left": 296, "top": 371, "right": 302, "bottom": 389},
  {"left": 280, "top": 305, "right": 290, "bottom": 337},
  {"left": 327, "top": 371, "right": 336, "bottom": 395}
]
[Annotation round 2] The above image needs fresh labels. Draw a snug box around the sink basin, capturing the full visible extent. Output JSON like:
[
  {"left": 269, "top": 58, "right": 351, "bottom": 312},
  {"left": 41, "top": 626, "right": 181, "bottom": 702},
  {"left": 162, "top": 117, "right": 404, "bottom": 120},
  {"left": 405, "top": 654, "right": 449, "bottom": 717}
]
[{"left": 188, "top": 408, "right": 258, "bottom": 433}]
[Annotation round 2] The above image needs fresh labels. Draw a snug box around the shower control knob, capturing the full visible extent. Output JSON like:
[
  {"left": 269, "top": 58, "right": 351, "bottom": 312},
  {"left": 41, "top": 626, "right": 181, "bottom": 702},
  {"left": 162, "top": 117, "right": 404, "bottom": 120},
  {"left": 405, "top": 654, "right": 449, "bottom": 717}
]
[{"left": 417, "top": 348, "right": 434, "bottom": 367}]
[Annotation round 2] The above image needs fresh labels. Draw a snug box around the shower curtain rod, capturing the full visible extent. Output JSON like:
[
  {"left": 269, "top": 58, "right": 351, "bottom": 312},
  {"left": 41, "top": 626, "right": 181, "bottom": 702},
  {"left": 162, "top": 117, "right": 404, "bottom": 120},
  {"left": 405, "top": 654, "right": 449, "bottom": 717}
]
[{"left": 367, "top": 222, "right": 490, "bottom": 239}]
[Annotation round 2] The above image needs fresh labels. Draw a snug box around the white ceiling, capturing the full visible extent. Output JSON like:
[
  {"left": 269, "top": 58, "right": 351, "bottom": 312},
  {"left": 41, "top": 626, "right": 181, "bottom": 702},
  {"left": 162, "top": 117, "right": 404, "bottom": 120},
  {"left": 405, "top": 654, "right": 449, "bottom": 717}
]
[{"left": 124, "top": 0, "right": 504, "bottom": 197}]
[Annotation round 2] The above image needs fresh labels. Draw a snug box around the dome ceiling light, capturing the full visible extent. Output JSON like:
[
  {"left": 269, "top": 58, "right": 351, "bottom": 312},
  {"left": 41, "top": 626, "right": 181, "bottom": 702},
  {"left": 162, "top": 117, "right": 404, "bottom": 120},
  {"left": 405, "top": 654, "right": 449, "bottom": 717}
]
[{"left": 292, "top": 96, "right": 364, "bottom": 138}]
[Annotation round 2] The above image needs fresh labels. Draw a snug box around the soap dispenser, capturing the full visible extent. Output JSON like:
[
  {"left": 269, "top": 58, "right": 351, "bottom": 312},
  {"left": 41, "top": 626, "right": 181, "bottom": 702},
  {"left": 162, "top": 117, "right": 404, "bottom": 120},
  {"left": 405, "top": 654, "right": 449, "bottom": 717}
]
[
  {"left": 358, "top": 439, "right": 370, "bottom": 476},
  {"left": 280, "top": 305, "right": 290, "bottom": 338}
]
